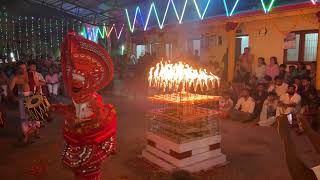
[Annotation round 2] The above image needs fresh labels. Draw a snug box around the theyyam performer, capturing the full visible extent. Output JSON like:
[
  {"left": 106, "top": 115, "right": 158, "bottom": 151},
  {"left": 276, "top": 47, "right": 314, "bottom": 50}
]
[{"left": 50, "top": 32, "right": 116, "bottom": 180}]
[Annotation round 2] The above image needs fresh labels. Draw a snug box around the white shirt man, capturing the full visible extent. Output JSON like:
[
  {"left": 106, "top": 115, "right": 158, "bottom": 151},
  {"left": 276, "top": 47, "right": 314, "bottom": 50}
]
[
  {"left": 276, "top": 86, "right": 301, "bottom": 116},
  {"left": 234, "top": 96, "right": 255, "bottom": 114}
]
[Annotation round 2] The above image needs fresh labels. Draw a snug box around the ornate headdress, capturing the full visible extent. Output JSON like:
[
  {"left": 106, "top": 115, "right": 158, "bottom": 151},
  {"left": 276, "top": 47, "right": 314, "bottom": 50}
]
[{"left": 61, "top": 32, "right": 114, "bottom": 103}]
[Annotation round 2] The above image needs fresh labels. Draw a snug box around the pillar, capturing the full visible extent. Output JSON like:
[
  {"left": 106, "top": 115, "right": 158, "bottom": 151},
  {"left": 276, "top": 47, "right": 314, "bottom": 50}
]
[
  {"left": 316, "top": 12, "right": 320, "bottom": 90},
  {"left": 316, "top": 24, "right": 320, "bottom": 90},
  {"left": 226, "top": 22, "right": 238, "bottom": 82}
]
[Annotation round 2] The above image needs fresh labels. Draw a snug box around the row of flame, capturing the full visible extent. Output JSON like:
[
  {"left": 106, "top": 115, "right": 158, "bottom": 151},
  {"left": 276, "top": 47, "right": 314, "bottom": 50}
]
[{"left": 148, "top": 61, "right": 220, "bottom": 93}]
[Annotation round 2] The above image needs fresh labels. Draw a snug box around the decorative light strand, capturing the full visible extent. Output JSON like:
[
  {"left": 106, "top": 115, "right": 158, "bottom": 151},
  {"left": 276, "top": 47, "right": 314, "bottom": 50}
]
[
  {"left": 43, "top": 18, "right": 47, "bottom": 55},
  {"left": 223, "top": 0, "right": 240, "bottom": 16},
  {"left": 37, "top": 18, "right": 41, "bottom": 53},
  {"left": 260, "top": 0, "right": 276, "bottom": 13},
  {"left": 49, "top": 19, "right": 53, "bottom": 48},
  {"left": 126, "top": 0, "right": 317, "bottom": 31},
  {"left": 31, "top": 17, "right": 34, "bottom": 50},
  {"left": 18, "top": 17, "right": 22, "bottom": 51},
  {"left": 56, "top": 19, "right": 59, "bottom": 46},
  {"left": 4, "top": 12, "right": 7, "bottom": 53},
  {"left": 80, "top": 24, "right": 125, "bottom": 42},
  {"left": 125, "top": 7, "right": 144, "bottom": 33},
  {"left": 25, "top": 17, "right": 28, "bottom": 51}
]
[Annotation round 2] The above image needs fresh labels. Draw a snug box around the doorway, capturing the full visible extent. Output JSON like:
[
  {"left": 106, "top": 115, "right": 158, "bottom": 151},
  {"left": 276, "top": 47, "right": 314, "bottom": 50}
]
[{"left": 235, "top": 35, "right": 249, "bottom": 60}]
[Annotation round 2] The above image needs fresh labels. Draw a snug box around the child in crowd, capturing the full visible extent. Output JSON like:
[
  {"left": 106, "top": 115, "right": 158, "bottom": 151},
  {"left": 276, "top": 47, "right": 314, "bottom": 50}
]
[
  {"left": 218, "top": 91, "right": 234, "bottom": 119},
  {"left": 254, "top": 57, "right": 266, "bottom": 82},
  {"left": 230, "top": 88, "right": 256, "bottom": 123},
  {"left": 257, "top": 92, "right": 278, "bottom": 127}
]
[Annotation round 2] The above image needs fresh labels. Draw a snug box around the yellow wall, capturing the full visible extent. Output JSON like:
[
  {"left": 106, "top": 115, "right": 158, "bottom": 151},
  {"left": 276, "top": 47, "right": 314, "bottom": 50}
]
[
  {"left": 242, "top": 14, "right": 318, "bottom": 67},
  {"left": 133, "top": 11, "right": 319, "bottom": 70}
]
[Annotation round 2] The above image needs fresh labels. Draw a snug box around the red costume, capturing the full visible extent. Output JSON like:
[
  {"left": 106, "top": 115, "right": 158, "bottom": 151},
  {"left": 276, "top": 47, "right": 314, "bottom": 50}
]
[{"left": 51, "top": 32, "right": 116, "bottom": 180}]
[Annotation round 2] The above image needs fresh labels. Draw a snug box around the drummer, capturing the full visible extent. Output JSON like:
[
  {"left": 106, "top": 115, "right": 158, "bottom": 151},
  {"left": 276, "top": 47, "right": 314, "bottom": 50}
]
[{"left": 9, "top": 61, "right": 40, "bottom": 144}]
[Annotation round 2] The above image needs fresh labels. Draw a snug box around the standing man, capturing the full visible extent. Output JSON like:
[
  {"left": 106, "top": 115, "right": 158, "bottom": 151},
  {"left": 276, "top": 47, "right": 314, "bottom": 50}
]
[{"left": 238, "top": 47, "right": 254, "bottom": 80}]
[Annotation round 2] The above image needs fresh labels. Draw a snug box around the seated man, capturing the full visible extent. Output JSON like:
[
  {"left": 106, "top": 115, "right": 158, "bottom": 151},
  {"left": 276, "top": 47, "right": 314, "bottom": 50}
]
[
  {"left": 257, "top": 92, "right": 278, "bottom": 127},
  {"left": 277, "top": 114, "right": 320, "bottom": 180},
  {"left": 230, "top": 88, "right": 255, "bottom": 123},
  {"left": 276, "top": 84, "right": 301, "bottom": 116},
  {"left": 45, "top": 68, "right": 60, "bottom": 97},
  {"left": 252, "top": 83, "right": 268, "bottom": 118},
  {"left": 300, "top": 76, "right": 318, "bottom": 107},
  {"left": 268, "top": 76, "right": 288, "bottom": 97}
]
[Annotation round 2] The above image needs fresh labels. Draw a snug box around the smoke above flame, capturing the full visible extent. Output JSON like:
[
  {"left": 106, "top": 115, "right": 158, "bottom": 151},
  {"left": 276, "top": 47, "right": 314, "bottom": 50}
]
[{"left": 148, "top": 61, "right": 220, "bottom": 93}]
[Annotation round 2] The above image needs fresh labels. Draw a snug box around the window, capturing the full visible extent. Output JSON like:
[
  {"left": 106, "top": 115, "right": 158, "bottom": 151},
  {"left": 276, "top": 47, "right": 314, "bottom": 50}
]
[
  {"left": 193, "top": 39, "right": 201, "bottom": 56},
  {"left": 136, "top": 45, "right": 146, "bottom": 59},
  {"left": 284, "top": 30, "right": 318, "bottom": 63},
  {"left": 165, "top": 43, "right": 173, "bottom": 59}
]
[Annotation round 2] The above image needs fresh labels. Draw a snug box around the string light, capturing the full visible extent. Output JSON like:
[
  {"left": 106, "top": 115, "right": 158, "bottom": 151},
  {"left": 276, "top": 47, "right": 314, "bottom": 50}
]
[
  {"left": 56, "top": 19, "right": 59, "bottom": 46},
  {"left": 310, "top": 0, "right": 317, "bottom": 5},
  {"left": 44, "top": 18, "right": 47, "bottom": 55},
  {"left": 31, "top": 17, "right": 34, "bottom": 50},
  {"left": 18, "top": 16, "right": 22, "bottom": 52},
  {"left": 61, "top": 19, "right": 64, "bottom": 43},
  {"left": 38, "top": 18, "right": 41, "bottom": 53},
  {"left": 80, "top": 24, "right": 125, "bottom": 42},
  {"left": 223, "top": 0, "right": 240, "bottom": 16},
  {"left": 25, "top": 17, "right": 28, "bottom": 51},
  {"left": 4, "top": 11, "right": 7, "bottom": 53},
  {"left": 49, "top": 19, "right": 53, "bottom": 48},
  {"left": 260, "top": 0, "right": 276, "bottom": 13},
  {"left": 125, "top": 7, "right": 144, "bottom": 33},
  {"left": 193, "top": 0, "right": 211, "bottom": 20}
]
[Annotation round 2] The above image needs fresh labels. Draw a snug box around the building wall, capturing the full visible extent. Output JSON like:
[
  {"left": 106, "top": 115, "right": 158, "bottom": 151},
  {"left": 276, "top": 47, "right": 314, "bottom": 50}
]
[
  {"left": 241, "top": 13, "right": 318, "bottom": 67},
  {"left": 132, "top": 11, "right": 319, "bottom": 70}
]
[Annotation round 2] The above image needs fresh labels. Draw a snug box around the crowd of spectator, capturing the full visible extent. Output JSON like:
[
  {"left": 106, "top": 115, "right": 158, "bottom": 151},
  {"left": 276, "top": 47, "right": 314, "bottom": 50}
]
[{"left": 216, "top": 47, "right": 318, "bottom": 129}]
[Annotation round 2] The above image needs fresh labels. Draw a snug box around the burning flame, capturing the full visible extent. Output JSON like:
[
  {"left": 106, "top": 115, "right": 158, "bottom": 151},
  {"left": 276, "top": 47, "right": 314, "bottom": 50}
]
[{"left": 148, "top": 61, "right": 220, "bottom": 93}]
